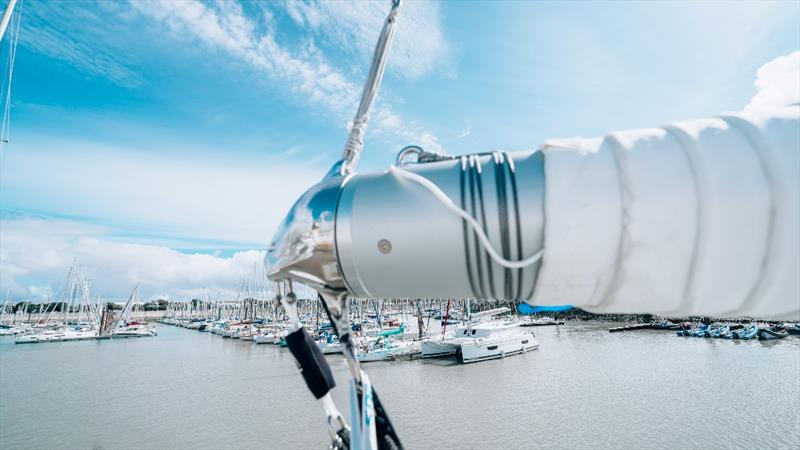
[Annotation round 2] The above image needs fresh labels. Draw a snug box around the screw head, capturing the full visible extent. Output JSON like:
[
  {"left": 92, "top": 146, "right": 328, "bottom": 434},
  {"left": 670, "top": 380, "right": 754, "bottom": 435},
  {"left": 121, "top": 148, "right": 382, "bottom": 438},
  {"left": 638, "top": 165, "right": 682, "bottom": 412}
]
[{"left": 377, "top": 239, "right": 392, "bottom": 254}]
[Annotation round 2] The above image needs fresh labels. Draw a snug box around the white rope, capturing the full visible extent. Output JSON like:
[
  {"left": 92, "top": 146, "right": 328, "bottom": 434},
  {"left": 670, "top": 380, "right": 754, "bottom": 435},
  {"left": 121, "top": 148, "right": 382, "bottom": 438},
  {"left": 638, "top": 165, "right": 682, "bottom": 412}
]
[{"left": 387, "top": 165, "right": 544, "bottom": 269}]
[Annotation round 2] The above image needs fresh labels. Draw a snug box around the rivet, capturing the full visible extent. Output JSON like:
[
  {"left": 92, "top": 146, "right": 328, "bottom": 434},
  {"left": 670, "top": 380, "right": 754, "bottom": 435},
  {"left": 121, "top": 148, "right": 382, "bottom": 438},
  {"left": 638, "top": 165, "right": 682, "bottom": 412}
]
[{"left": 377, "top": 239, "right": 392, "bottom": 254}]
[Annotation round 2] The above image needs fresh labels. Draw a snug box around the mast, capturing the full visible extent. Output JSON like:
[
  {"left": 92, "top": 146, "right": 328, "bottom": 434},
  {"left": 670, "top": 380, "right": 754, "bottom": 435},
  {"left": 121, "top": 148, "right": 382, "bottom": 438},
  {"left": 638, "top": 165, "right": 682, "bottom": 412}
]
[
  {"left": 466, "top": 299, "right": 472, "bottom": 334},
  {"left": 416, "top": 299, "right": 424, "bottom": 339},
  {"left": 0, "top": 0, "right": 17, "bottom": 43}
]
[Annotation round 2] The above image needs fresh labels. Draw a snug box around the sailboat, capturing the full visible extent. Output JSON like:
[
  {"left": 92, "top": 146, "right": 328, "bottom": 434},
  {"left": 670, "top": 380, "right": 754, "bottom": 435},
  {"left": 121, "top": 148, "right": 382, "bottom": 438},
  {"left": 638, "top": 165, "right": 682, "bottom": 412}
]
[
  {"left": 109, "top": 284, "right": 157, "bottom": 338},
  {"left": 15, "top": 260, "right": 102, "bottom": 343},
  {"left": 356, "top": 324, "right": 420, "bottom": 362}
]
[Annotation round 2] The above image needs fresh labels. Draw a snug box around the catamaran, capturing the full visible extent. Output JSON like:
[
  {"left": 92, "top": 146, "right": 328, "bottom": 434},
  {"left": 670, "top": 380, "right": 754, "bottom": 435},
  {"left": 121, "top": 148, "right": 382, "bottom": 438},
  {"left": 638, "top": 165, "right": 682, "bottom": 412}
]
[{"left": 421, "top": 306, "right": 537, "bottom": 362}]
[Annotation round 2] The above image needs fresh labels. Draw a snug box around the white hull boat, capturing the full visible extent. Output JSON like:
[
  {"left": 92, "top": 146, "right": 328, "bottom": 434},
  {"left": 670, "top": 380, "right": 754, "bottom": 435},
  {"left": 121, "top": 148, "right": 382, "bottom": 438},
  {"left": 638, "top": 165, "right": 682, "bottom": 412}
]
[
  {"left": 422, "top": 319, "right": 538, "bottom": 363},
  {"left": 15, "top": 327, "right": 98, "bottom": 343},
  {"left": 16, "top": 332, "right": 60, "bottom": 343},
  {"left": 357, "top": 338, "right": 420, "bottom": 363},
  {"left": 254, "top": 333, "right": 275, "bottom": 344},
  {"left": 320, "top": 342, "right": 343, "bottom": 354},
  {"left": 0, "top": 326, "right": 22, "bottom": 336},
  {"left": 112, "top": 324, "right": 157, "bottom": 338},
  {"left": 421, "top": 338, "right": 461, "bottom": 358},
  {"left": 459, "top": 325, "right": 538, "bottom": 363}
]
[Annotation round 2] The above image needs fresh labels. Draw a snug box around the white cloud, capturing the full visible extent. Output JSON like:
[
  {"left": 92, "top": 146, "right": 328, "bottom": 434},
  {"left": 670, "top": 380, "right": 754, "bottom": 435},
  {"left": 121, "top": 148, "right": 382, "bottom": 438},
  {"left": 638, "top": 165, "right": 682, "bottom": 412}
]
[
  {"left": 3, "top": 136, "right": 324, "bottom": 246},
  {"left": 0, "top": 218, "right": 265, "bottom": 300},
  {"left": 456, "top": 120, "right": 472, "bottom": 139},
  {"left": 281, "top": 1, "right": 450, "bottom": 80},
  {"left": 128, "top": 0, "right": 359, "bottom": 115},
  {"left": 128, "top": 0, "right": 443, "bottom": 152},
  {"left": 744, "top": 51, "right": 800, "bottom": 111},
  {"left": 21, "top": 1, "right": 144, "bottom": 87},
  {"left": 418, "top": 131, "right": 443, "bottom": 154}
]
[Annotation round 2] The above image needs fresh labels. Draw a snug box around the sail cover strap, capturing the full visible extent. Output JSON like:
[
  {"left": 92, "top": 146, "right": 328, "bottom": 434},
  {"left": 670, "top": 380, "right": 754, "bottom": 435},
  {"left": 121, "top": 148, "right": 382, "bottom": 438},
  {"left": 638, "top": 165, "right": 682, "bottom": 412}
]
[{"left": 286, "top": 327, "right": 336, "bottom": 399}]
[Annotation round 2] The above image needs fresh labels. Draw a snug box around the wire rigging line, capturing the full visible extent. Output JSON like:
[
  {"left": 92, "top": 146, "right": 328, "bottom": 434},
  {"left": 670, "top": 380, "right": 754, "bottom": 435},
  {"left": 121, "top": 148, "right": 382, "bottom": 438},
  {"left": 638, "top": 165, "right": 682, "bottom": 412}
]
[
  {"left": 387, "top": 164, "right": 544, "bottom": 270},
  {"left": 0, "top": 0, "right": 22, "bottom": 176}
]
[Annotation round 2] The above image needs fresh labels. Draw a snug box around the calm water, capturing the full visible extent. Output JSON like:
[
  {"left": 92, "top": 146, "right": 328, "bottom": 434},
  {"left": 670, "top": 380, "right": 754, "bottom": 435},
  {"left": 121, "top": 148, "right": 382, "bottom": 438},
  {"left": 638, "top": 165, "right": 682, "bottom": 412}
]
[{"left": 1, "top": 323, "right": 798, "bottom": 449}]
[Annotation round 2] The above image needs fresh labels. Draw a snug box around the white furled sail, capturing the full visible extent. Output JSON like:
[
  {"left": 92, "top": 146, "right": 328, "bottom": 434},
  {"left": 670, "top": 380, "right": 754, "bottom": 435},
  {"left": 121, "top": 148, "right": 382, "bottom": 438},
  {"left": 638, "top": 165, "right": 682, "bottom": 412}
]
[{"left": 534, "top": 106, "right": 799, "bottom": 319}]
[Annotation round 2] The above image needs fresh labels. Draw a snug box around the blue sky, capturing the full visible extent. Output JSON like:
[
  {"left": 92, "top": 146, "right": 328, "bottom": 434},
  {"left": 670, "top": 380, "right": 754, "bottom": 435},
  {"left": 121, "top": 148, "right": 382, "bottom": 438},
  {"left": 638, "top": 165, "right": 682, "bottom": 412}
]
[{"left": 1, "top": 0, "right": 798, "bottom": 299}]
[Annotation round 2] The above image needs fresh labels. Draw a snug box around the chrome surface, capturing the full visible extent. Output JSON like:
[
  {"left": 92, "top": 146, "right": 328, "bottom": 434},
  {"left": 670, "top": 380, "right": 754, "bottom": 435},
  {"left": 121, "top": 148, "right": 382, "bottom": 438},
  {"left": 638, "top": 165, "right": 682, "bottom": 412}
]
[
  {"left": 395, "top": 145, "right": 456, "bottom": 165},
  {"left": 265, "top": 164, "right": 349, "bottom": 293},
  {"left": 319, "top": 291, "right": 364, "bottom": 384}
]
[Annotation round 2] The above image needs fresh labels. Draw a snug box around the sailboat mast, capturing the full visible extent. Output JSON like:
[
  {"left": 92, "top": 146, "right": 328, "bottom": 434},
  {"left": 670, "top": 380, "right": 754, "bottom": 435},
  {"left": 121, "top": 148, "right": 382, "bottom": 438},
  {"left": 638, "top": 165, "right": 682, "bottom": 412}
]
[{"left": 0, "top": 0, "right": 17, "bottom": 43}]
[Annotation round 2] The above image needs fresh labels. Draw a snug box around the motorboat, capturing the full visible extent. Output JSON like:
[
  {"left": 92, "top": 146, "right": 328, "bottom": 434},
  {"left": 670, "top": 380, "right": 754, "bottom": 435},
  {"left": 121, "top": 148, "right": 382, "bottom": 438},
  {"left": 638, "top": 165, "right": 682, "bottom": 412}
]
[
  {"left": 757, "top": 327, "right": 789, "bottom": 340},
  {"left": 780, "top": 323, "right": 800, "bottom": 335},
  {"left": 711, "top": 325, "right": 731, "bottom": 338},
  {"left": 677, "top": 323, "right": 711, "bottom": 337},
  {"left": 731, "top": 325, "right": 759, "bottom": 340}
]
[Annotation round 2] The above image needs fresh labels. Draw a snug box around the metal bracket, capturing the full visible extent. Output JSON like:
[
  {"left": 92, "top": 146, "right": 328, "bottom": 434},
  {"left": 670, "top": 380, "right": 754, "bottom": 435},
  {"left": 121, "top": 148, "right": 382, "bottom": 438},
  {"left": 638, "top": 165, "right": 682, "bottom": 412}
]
[
  {"left": 319, "top": 290, "right": 365, "bottom": 384},
  {"left": 395, "top": 145, "right": 455, "bottom": 165}
]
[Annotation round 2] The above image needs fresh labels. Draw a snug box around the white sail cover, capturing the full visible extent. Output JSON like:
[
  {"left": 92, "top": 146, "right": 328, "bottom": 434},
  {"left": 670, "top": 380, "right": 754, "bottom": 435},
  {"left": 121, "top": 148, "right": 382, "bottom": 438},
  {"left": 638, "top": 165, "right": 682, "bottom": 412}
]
[{"left": 532, "top": 106, "right": 799, "bottom": 320}]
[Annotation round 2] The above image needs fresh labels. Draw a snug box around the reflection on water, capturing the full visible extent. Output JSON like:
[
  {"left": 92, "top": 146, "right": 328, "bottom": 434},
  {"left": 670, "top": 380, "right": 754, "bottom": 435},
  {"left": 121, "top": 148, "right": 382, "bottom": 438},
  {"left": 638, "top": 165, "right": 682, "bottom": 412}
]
[{"left": 1, "top": 323, "right": 798, "bottom": 449}]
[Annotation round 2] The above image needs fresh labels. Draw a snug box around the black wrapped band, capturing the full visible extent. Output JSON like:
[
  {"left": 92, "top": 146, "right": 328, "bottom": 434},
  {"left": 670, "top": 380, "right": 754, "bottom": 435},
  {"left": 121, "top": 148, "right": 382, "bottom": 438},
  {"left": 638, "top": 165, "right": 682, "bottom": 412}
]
[{"left": 285, "top": 327, "right": 336, "bottom": 399}]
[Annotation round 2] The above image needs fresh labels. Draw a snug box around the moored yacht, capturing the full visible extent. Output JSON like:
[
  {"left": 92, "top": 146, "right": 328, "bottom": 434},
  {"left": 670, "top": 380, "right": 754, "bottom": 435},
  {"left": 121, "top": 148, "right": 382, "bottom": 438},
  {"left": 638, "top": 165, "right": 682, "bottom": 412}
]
[
  {"left": 421, "top": 306, "right": 538, "bottom": 363},
  {"left": 111, "top": 322, "right": 157, "bottom": 338},
  {"left": 457, "top": 321, "right": 538, "bottom": 363},
  {"left": 357, "top": 336, "right": 420, "bottom": 362}
]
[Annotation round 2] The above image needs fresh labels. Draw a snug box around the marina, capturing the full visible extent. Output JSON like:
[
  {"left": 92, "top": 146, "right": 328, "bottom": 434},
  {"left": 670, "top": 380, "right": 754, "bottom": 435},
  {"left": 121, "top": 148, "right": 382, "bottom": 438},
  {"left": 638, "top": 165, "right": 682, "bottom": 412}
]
[
  {"left": 1, "top": 0, "right": 799, "bottom": 448},
  {"left": 1, "top": 262, "right": 158, "bottom": 345},
  {"left": 1, "top": 321, "right": 798, "bottom": 449},
  {"left": 159, "top": 298, "right": 541, "bottom": 365}
]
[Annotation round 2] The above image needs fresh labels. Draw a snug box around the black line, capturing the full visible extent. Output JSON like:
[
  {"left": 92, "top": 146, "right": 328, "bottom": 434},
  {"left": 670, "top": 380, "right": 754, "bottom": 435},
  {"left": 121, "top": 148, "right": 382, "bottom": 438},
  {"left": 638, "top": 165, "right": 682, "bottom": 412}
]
[
  {"left": 505, "top": 153, "right": 524, "bottom": 300},
  {"left": 493, "top": 152, "right": 512, "bottom": 300},
  {"left": 460, "top": 156, "right": 479, "bottom": 298},
  {"left": 474, "top": 156, "right": 496, "bottom": 298},
  {"left": 467, "top": 156, "right": 486, "bottom": 299}
]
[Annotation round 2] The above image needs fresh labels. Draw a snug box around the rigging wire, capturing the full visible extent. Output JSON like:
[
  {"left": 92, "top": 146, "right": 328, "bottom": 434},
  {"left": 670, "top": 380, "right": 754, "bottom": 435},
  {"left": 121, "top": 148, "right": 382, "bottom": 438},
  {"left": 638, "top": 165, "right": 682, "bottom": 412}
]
[{"left": 1, "top": 0, "right": 22, "bottom": 180}]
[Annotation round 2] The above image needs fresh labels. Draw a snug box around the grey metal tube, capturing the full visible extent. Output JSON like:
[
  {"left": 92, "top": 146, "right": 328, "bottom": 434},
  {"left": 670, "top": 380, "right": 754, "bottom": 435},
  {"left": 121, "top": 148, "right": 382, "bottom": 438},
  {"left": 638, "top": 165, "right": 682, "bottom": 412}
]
[{"left": 336, "top": 150, "right": 545, "bottom": 300}]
